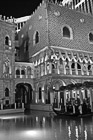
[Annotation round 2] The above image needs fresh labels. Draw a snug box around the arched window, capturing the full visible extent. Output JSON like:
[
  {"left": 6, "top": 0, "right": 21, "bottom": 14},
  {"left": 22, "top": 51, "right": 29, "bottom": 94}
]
[
  {"left": 16, "top": 69, "right": 20, "bottom": 75},
  {"left": 5, "top": 35, "right": 11, "bottom": 46},
  {"left": 21, "top": 69, "right": 25, "bottom": 75},
  {"left": 89, "top": 32, "right": 93, "bottom": 43},
  {"left": 52, "top": 64, "right": 55, "bottom": 69},
  {"left": 61, "top": 25, "right": 73, "bottom": 39},
  {"left": 59, "top": 58, "right": 63, "bottom": 65},
  {"left": 71, "top": 62, "right": 75, "bottom": 69},
  {"left": 5, "top": 88, "right": 9, "bottom": 97},
  {"left": 77, "top": 62, "right": 81, "bottom": 69},
  {"left": 35, "top": 31, "right": 39, "bottom": 44},
  {"left": 63, "top": 26, "right": 70, "bottom": 38},
  {"left": 33, "top": 31, "right": 40, "bottom": 45},
  {"left": 27, "top": 67, "right": 31, "bottom": 75},
  {"left": 5, "top": 36, "right": 9, "bottom": 45}
]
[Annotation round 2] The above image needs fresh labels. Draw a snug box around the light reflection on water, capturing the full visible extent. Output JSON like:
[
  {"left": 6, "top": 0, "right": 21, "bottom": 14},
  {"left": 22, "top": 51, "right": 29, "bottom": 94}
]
[{"left": 0, "top": 111, "right": 93, "bottom": 140}]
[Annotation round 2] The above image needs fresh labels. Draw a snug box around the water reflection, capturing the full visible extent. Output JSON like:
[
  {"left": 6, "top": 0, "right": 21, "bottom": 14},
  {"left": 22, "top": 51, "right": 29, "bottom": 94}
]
[{"left": 0, "top": 111, "right": 93, "bottom": 140}]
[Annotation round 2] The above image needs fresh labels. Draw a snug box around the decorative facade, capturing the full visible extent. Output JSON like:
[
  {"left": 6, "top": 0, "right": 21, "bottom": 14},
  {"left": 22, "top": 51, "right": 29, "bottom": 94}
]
[
  {"left": 1, "top": 0, "right": 93, "bottom": 111},
  {"left": 0, "top": 16, "right": 15, "bottom": 107},
  {"left": 15, "top": 0, "right": 93, "bottom": 111}
]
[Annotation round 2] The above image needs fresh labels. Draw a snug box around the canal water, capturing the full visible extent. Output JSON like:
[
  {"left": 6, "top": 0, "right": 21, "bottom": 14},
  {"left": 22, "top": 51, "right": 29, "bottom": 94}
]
[{"left": 0, "top": 110, "right": 93, "bottom": 140}]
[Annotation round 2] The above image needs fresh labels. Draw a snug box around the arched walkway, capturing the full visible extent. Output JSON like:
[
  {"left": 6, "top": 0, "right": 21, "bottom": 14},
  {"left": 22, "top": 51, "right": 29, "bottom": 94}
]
[
  {"left": 15, "top": 83, "right": 33, "bottom": 106},
  {"left": 45, "top": 79, "right": 66, "bottom": 105},
  {"left": 47, "top": 79, "right": 77, "bottom": 107}
]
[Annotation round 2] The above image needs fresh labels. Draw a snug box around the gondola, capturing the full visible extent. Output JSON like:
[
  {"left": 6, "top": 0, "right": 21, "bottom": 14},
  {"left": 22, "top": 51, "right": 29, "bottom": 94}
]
[
  {"left": 53, "top": 107, "right": 92, "bottom": 118},
  {"left": 52, "top": 82, "right": 93, "bottom": 118}
]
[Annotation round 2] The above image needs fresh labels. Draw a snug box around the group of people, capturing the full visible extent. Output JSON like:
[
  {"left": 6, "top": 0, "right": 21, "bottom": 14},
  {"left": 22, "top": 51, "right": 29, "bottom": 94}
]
[{"left": 66, "top": 97, "right": 91, "bottom": 114}]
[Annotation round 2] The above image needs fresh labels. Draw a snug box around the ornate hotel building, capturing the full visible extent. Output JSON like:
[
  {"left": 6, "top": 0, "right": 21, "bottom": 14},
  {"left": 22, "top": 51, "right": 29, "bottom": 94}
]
[
  {"left": 15, "top": 0, "right": 93, "bottom": 110},
  {"left": 1, "top": 0, "right": 93, "bottom": 111}
]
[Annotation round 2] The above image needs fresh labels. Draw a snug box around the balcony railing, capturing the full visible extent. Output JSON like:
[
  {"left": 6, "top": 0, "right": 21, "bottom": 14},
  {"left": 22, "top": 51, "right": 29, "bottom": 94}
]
[
  {"left": 89, "top": 70, "right": 92, "bottom": 76},
  {"left": 15, "top": 74, "right": 33, "bottom": 79},
  {"left": 66, "top": 68, "right": 70, "bottom": 75},
  {"left": 72, "top": 69, "right": 76, "bottom": 75},
  {"left": 52, "top": 69, "right": 58, "bottom": 74},
  {"left": 78, "top": 69, "right": 82, "bottom": 75}
]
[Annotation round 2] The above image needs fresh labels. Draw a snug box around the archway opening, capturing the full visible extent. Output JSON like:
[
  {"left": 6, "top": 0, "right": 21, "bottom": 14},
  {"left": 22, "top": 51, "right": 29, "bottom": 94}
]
[{"left": 15, "top": 83, "right": 33, "bottom": 107}]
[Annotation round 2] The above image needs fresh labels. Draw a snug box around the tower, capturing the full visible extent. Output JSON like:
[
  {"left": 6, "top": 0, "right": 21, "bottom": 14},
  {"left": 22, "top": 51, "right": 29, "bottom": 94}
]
[{"left": 0, "top": 16, "right": 15, "bottom": 106}]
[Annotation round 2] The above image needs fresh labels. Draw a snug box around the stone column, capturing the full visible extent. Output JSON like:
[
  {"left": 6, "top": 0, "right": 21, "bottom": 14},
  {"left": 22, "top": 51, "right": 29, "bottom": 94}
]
[
  {"left": 45, "top": 62, "right": 47, "bottom": 75},
  {"left": 20, "top": 67, "right": 22, "bottom": 78},
  {"left": 41, "top": 64, "right": 43, "bottom": 76},
  {"left": 50, "top": 92, "right": 54, "bottom": 105},
  {"left": 90, "top": 88, "right": 93, "bottom": 112},
  {"left": 91, "top": 65, "right": 93, "bottom": 75},
  {"left": 58, "top": 91, "right": 60, "bottom": 108},
  {"left": 15, "top": 103, "right": 16, "bottom": 109},
  {"left": 75, "top": 62, "right": 78, "bottom": 75},
  {"left": 62, "top": 55, "right": 66, "bottom": 75},
  {"left": 22, "top": 103, "right": 24, "bottom": 109},
  {"left": 68, "top": 61, "right": 72, "bottom": 75},
  {"left": 49, "top": 62, "right": 52, "bottom": 74},
  {"left": 35, "top": 92, "right": 38, "bottom": 103},
  {"left": 25, "top": 67, "right": 28, "bottom": 78},
  {"left": 67, "top": 55, "right": 72, "bottom": 75},
  {"left": 64, "top": 90, "right": 67, "bottom": 112},
  {"left": 1, "top": 103, "right": 3, "bottom": 110},
  {"left": 72, "top": 55, "right": 78, "bottom": 75},
  {"left": 81, "top": 63, "right": 84, "bottom": 75},
  {"left": 63, "top": 61, "right": 66, "bottom": 75},
  {"left": 87, "top": 89, "right": 92, "bottom": 110},
  {"left": 57, "top": 60, "right": 60, "bottom": 74},
  {"left": 42, "top": 90, "right": 45, "bottom": 103}
]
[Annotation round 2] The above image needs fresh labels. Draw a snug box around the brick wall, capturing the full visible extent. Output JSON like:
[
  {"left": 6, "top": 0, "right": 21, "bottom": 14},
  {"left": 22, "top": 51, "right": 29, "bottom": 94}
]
[
  {"left": 18, "top": 1, "right": 49, "bottom": 61},
  {"left": 18, "top": 1, "right": 93, "bottom": 62},
  {"left": 48, "top": 2, "right": 93, "bottom": 52}
]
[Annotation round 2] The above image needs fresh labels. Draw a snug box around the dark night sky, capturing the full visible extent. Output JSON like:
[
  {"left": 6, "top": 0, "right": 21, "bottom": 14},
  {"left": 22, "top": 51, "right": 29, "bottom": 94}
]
[{"left": 0, "top": 0, "right": 43, "bottom": 18}]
